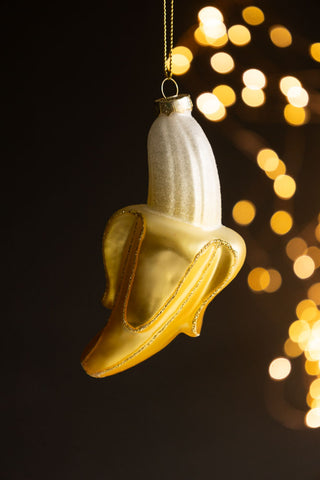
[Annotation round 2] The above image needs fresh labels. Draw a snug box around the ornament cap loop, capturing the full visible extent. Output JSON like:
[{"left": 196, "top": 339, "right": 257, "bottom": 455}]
[
  {"left": 161, "top": 77, "right": 179, "bottom": 98},
  {"left": 155, "top": 93, "right": 193, "bottom": 116}
]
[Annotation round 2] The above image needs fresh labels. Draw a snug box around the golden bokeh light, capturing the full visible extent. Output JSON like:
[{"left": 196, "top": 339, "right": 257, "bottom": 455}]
[
  {"left": 306, "top": 246, "right": 320, "bottom": 268},
  {"left": 210, "top": 52, "right": 234, "bottom": 73},
  {"left": 194, "top": 27, "right": 210, "bottom": 46},
  {"left": 198, "top": 6, "right": 224, "bottom": 23},
  {"left": 248, "top": 267, "right": 270, "bottom": 291},
  {"left": 269, "top": 357, "right": 291, "bottom": 380},
  {"left": 242, "top": 69, "right": 266, "bottom": 90},
  {"left": 305, "top": 360, "right": 320, "bottom": 376},
  {"left": 202, "top": 20, "right": 227, "bottom": 41},
  {"left": 309, "top": 42, "right": 320, "bottom": 62},
  {"left": 270, "top": 211, "right": 293, "bottom": 235},
  {"left": 316, "top": 224, "right": 320, "bottom": 242},
  {"left": 289, "top": 320, "right": 310, "bottom": 343},
  {"left": 310, "top": 378, "right": 320, "bottom": 399},
  {"left": 232, "top": 200, "right": 256, "bottom": 225},
  {"left": 169, "top": 54, "right": 190, "bottom": 75},
  {"left": 196, "top": 92, "right": 221, "bottom": 115},
  {"left": 209, "top": 33, "right": 228, "bottom": 47},
  {"left": 241, "top": 87, "right": 265, "bottom": 107},
  {"left": 242, "top": 6, "right": 265, "bottom": 26},
  {"left": 284, "top": 338, "right": 303, "bottom": 358},
  {"left": 257, "top": 148, "right": 279, "bottom": 171},
  {"left": 286, "top": 237, "right": 307, "bottom": 261},
  {"left": 305, "top": 408, "right": 320, "bottom": 428},
  {"left": 287, "top": 86, "right": 309, "bottom": 108},
  {"left": 228, "top": 25, "right": 251, "bottom": 46},
  {"left": 308, "top": 283, "right": 320, "bottom": 305},
  {"left": 265, "top": 160, "right": 286, "bottom": 180},
  {"left": 269, "top": 25, "right": 292, "bottom": 48},
  {"left": 204, "top": 103, "right": 226, "bottom": 122},
  {"left": 273, "top": 174, "right": 296, "bottom": 199},
  {"left": 293, "top": 255, "right": 315, "bottom": 279},
  {"left": 172, "top": 46, "right": 193, "bottom": 62},
  {"left": 280, "top": 76, "right": 301, "bottom": 95},
  {"left": 212, "top": 85, "right": 236, "bottom": 107},
  {"left": 264, "top": 269, "right": 282, "bottom": 292},
  {"left": 284, "top": 104, "right": 307, "bottom": 126},
  {"left": 296, "top": 299, "right": 318, "bottom": 322}
]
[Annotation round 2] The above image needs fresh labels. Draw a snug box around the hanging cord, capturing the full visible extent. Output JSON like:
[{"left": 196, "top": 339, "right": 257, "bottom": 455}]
[{"left": 162, "top": 0, "right": 179, "bottom": 98}]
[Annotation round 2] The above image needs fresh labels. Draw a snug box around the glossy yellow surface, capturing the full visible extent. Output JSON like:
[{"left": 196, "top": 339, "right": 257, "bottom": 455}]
[{"left": 81, "top": 205, "right": 245, "bottom": 377}]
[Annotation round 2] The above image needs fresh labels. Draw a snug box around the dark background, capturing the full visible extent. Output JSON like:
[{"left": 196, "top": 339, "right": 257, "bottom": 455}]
[{"left": 4, "top": 0, "right": 320, "bottom": 478}]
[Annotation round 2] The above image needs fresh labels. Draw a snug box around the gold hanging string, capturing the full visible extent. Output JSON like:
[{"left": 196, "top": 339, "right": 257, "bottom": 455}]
[{"left": 162, "top": 0, "right": 179, "bottom": 97}]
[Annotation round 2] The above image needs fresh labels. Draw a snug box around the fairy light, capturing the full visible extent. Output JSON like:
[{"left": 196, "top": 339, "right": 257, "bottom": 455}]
[
  {"left": 265, "top": 160, "right": 286, "bottom": 180},
  {"left": 169, "top": 48, "right": 191, "bottom": 75},
  {"left": 232, "top": 200, "right": 256, "bottom": 225},
  {"left": 212, "top": 85, "right": 236, "bottom": 107},
  {"left": 204, "top": 103, "right": 226, "bottom": 122},
  {"left": 289, "top": 320, "right": 310, "bottom": 343},
  {"left": 305, "top": 408, "right": 320, "bottom": 428},
  {"left": 242, "top": 6, "right": 265, "bottom": 26},
  {"left": 257, "top": 148, "right": 279, "bottom": 171},
  {"left": 228, "top": 25, "right": 251, "bottom": 46},
  {"left": 194, "top": 27, "right": 210, "bottom": 46},
  {"left": 309, "top": 43, "right": 320, "bottom": 62},
  {"left": 269, "top": 357, "right": 291, "bottom": 380},
  {"left": 287, "top": 86, "right": 309, "bottom": 108},
  {"left": 286, "top": 237, "right": 307, "bottom": 261},
  {"left": 241, "top": 88, "right": 265, "bottom": 107},
  {"left": 305, "top": 360, "right": 320, "bottom": 376},
  {"left": 270, "top": 211, "right": 293, "bottom": 235},
  {"left": 306, "top": 247, "right": 320, "bottom": 268},
  {"left": 308, "top": 283, "right": 320, "bottom": 305},
  {"left": 210, "top": 52, "right": 234, "bottom": 73},
  {"left": 264, "top": 269, "right": 282, "bottom": 292},
  {"left": 196, "top": 93, "right": 221, "bottom": 115},
  {"left": 248, "top": 267, "right": 270, "bottom": 291},
  {"left": 280, "top": 76, "right": 301, "bottom": 95},
  {"left": 293, "top": 255, "right": 315, "bottom": 279},
  {"left": 243, "top": 69, "right": 266, "bottom": 89},
  {"left": 284, "top": 105, "right": 307, "bottom": 126},
  {"left": 310, "top": 378, "right": 320, "bottom": 399},
  {"left": 296, "top": 299, "right": 318, "bottom": 321},
  {"left": 273, "top": 174, "right": 296, "bottom": 199},
  {"left": 284, "top": 338, "right": 303, "bottom": 358},
  {"left": 198, "top": 6, "right": 223, "bottom": 23},
  {"left": 269, "top": 25, "right": 292, "bottom": 47}
]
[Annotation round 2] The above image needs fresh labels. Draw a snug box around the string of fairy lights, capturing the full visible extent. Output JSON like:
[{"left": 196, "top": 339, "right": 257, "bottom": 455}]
[{"left": 167, "top": 4, "right": 320, "bottom": 429}]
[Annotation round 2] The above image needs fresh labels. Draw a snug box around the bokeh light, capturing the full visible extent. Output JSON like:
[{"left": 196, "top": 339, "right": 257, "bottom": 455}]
[
  {"left": 287, "top": 86, "right": 309, "bottom": 108},
  {"left": 279, "top": 76, "right": 301, "bottom": 95},
  {"left": 243, "top": 69, "right": 266, "bottom": 90},
  {"left": 293, "top": 255, "right": 315, "bottom": 279},
  {"left": 212, "top": 85, "right": 236, "bottom": 107},
  {"left": 196, "top": 93, "right": 221, "bottom": 115},
  {"left": 203, "top": 21, "right": 226, "bottom": 41},
  {"left": 264, "top": 269, "right": 282, "bottom": 293},
  {"left": 242, "top": 6, "right": 265, "bottom": 26},
  {"left": 306, "top": 246, "right": 320, "bottom": 268},
  {"left": 270, "top": 211, "right": 293, "bottom": 235},
  {"left": 284, "top": 105, "right": 307, "bottom": 126},
  {"left": 309, "top": 42, "right": 320, "bottom": 62},
  {"left": 273, "top": 174, "right": 296, "bottom": 199},
  {"left": 248, "top": 267, "right": 270, "bottom": 291},
  {"left": 284, "top": 338, "right": 303, "bottom": 358},
  {"left": 232, "top": 200, "right": 256, "bottom": 225},
  {"left": 198, "top": 6, "right": 224, "bottom": 23},
  {"left": 308, "top": 283, "right": 320, "bottom": 305},
  {"left": 286, "top": 237, "right": 307, "bottom": 261},
  {"left": 194, "top": 27, "right": 210, "bottom": 46},
  {"left": 265, "top": 160, "right": 286, "bottom": 179},
  {"left": 305, "top": 359, "right": 320, "bottom": 376},
  {"left": 241, "top": 88, "right": 265, "bottom": 107},
  {"left": 310, "top": 378, "right": 320, "bottom": 399},
  {"left": 269, "top": 25, "right": 292, "bottom": 48},
  {"left": 269, "top": 357, "right": 291, "bottom": 380},
  {"left": 228, "top": 25, "right": 251, "bottom": 46},
  {"left": 316, "top": 224, "right": 320, "bottom": 242},
  {"left": 204, "top": 103, "right": 226, "bottom": 122},
  {"left": 210, "top": 52, "right": 234, "bottom": 73},
  {"left": 289, "top": 320, "right": 310, "bottom": 343},
  {"left": 296, "top": 299, "right": 318, "bottom": 321},
  {"left": 305, "top": 408, "right": 320, "bottom": 428},
  {"left": 257, "top": 148, "right": 279, "bottom": 171}
]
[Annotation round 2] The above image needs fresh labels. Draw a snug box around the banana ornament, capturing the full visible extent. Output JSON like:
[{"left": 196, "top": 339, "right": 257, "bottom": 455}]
[{"left": 81, "top": 94, "right": 246, "bottom": 378}]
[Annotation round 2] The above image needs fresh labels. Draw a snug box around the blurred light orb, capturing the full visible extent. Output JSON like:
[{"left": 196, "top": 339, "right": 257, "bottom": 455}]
[
  {"left": 310, "top": 378, "right": 320, "bottom": 399},
  {"left": 210, "top": 52, "right": 234, "bottom": 73},
  {"left": 213, "top": 85, "right": 236, "bottom": 107},
  {"left": 242, "top": 6, "right": 265, "bottom": 26},
  {"left": 172, "top": 46, "right": 193, "bottom": 62},
  {"left": 316, "top": 224, "right": 320, "bottom": 242},
  {"left": 198, "top": 6, "right": 224, "bottom": 23},
  {"left": 242, "top": 69, "right": 266, "bottom": 90},
  {"left": 270, "top": 211, "right": 293, "bottom": 235},
  {"left": 203, "top": 20, "right": 227, "bottom": 40},
  {"left": 269, "top": 25, "right": 292, "bottom": 47},
  {"left": 287, "top": 86, "right": 309, "bottom": 107},
  {"left": 204, "top": 103, "right": 226, "bottom": 122},
  {"left": 308, "top": 283, "right": 320, "bottom": 305},
  {"left": 293, "top": 255, "right": 315, "bottom": 279},
  {"left": 232, "top": 200, "right": 256, "bottom": 225},
  {"left": 284, "top": 104, "right": 307, "bottom": 126},
  {"left": 289, "top": 320, "right": 310, "bottom": 343},
  {"left": 305, "top": 408, "right": 320, "bottom": 428},
  {"left": 248, "top": 267, "right": 270, "bottom": 291},
  {"left": 306, "top": 246, "right": 320, "bottom": 268},
  {"left": 296, "top": 299, "right": 317, "bottom": 321},
  {"left": 310, "top": 42, "right": 320, "bottom": 62},
  {"left": 273, "top": 174, "right": 296, "bottom": 199},
  {"left": 257, "top": 148, "right": 279, "bottom": 171},
  {"left": 286, "top": 237, "right": 307, "bottom": 261},
  {"left": 169, "top": 54, "right": 190, "bottom": 75},
  {"left": 228, "top": 25, "right": 251, "bottom": 46},
  {"left": 196, "top": 93, "right": 221, "bottom": 115},
  {"left": 209, "top": 33, "right": 229, "bottom": 47},
  {"left": 264, "top": 269, "right": 282, "bottom": 292},
  {"left": 305, "top": 359, "right": 320, "bottom": 376},
  {"left": 280, "top": 76, "right": 301, "bottom": 95},
  {"left": 194, "top": 27, "right": 210, "bottom": 46},
  {"left": 284, "top": 338, "right": 303, "bottom": 358},
  {"left": 265, "top": 160, "right": 286, "bottom": 179},
  {"left": 269, "top": 357, "right": 291, "bottom": 380},
  {"left": 241, "top": 87, "right": 265, "bottom": 107}
]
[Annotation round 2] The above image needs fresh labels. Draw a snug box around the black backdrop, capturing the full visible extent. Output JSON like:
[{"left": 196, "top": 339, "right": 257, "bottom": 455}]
[{"left": 5, "top": 0, "right": 320, "bottom": 479}]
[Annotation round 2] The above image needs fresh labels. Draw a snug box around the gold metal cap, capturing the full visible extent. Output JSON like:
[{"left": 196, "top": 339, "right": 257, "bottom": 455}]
[{"left": 155, "top": 94, "right": 193, "bottom": 116}]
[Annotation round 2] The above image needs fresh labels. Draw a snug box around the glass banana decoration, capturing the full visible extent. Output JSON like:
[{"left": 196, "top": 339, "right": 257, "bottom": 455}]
[{"left": 81, "top": 94, "right": 246, "bottom": 377}]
